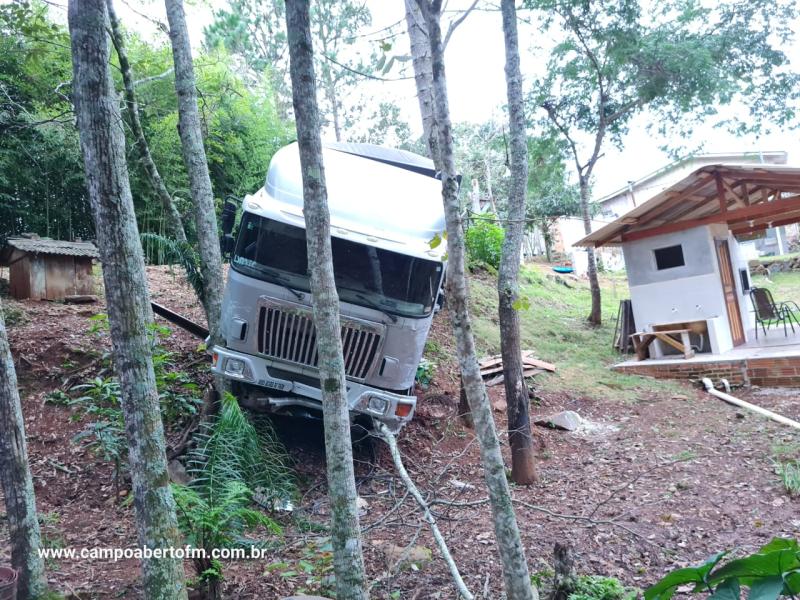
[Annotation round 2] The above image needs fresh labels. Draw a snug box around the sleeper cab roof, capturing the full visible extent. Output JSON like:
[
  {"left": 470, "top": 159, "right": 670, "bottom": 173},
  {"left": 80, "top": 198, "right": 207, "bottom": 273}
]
[{"left": 242, "top": 142, "right": 447, "bottom": 261}]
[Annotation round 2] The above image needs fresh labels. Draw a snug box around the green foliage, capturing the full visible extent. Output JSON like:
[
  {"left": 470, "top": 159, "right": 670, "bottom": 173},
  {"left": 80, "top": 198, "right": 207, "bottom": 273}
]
[
  {"left": 526, "top": 135, "right": 582, "bottom": 260},
  {"left": 173, "top": 481, "right": 280, "bottom": 591},
  {"left": 174, "top": 392, "right": 292, "bottom": 595},
  {"left": 150, "top": 338, "right": 203, "bottom": 426},
  {"left": 70, "top": 377, "right": 127, "bottom": 493},
  {"left": 1, "top": 3, "right": 289, "bottom": 252},
  {"left": 206, "top": 0, "right": 378, "bottom": 138},
  {"left": 1, "top": 303, "right": 28, "bottom": 326},
  {"left": 0, "top": 1, "right": 88, "bottom": 243},
  {"left": 465, "top": 217, "right": 505, "bottom": 269},
  {"left": 528, "top": 0, "right": 799, "bottom": 159},
  {"left": 140, "top": 233, "right": 205, "bottom": 302},
  {"left": 415, "top": 357, "right": 436, "bottom": 388},
  {"left": 187, "top": 392, "right": 295, "bottom": 507},
  {"left": 645, "top": 539, "right": 800, "bottom": 600},
  {"left": 570, "top": 575, "right": 637, "bottom": 600},
  {"left": 264, "top": 539, "right": 336, "bottom": 596},
  {"left": 772, "top": 460, "right": 800, "bottom": 496}
]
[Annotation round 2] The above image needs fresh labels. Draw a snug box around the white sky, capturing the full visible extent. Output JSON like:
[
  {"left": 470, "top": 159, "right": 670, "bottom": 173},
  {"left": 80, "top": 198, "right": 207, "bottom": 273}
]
[{"left": 41, "top": 0, "right": 800, "bottom": 200}]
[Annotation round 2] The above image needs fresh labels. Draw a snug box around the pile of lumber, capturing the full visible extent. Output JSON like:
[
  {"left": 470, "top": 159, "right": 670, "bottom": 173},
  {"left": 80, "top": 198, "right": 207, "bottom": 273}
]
[{"left": 478, "top": 351, "right": 556, "bottom": 387}]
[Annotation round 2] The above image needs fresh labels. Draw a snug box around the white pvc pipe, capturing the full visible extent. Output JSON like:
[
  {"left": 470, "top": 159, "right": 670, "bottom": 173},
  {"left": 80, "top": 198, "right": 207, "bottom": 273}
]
[{"left": 701, "top": 378, "right": 800, "bottom": 431}]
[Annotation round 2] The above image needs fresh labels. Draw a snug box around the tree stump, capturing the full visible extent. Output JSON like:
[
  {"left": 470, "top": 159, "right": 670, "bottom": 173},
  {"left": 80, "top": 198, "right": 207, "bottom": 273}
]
[{"left": 550, "top": 542, "right": 577, "bottom": 600}]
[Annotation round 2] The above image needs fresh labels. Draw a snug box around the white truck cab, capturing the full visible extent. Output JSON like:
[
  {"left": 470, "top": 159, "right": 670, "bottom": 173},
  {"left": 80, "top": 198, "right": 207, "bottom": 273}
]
[{"left": 211, "top": 142, "right": 447, "bottom": 432}]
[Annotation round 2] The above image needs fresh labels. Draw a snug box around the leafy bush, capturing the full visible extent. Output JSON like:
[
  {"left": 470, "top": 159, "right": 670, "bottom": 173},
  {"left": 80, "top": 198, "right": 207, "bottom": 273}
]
[
  {"left": 570, "top": 575, "right": 637, "bottom": 600},
  {"left": 415, "top": 358, "right": 436, "bottom": 388},
  {"left": 70, "top": 377, "right": 127, "bottom": 496},
  {"left": 264, "top": 539, "right": 336, "bottom": 597},
  {"left": 173, "top": 480, "right": 280, "bottom": 598},
  {"left": 465, "top": 217, "right": 505, "bottom": 269},
  {"left": 645, "top": 538, "right": 800, "bottom": 600}
]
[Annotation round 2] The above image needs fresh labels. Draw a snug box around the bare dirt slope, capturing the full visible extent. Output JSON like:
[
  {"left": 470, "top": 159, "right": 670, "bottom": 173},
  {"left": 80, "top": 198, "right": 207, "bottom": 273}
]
[{"left": 2, "top": 266, "right": 798, "bottom": 599}]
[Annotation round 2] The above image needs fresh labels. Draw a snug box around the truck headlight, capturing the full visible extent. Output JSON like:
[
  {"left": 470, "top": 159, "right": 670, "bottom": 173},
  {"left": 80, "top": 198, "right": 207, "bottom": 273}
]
[
  {"left": 367, "top": 395, "right": 388, "bottom": 415},
  {"left": 225, "top": 358, "right": 246, "bottom": 377}
]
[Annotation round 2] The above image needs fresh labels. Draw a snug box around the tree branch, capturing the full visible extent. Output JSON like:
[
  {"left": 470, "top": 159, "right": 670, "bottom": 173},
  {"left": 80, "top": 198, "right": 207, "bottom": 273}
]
[
  {"left": 443, "top": 0, "right": 481, "bottom": 50},
  {"left": 132, "top": 68, "right": 174, "bottom": 87},
  {"left": 377, "top": 422, "right": 474, "bottom": 600}
]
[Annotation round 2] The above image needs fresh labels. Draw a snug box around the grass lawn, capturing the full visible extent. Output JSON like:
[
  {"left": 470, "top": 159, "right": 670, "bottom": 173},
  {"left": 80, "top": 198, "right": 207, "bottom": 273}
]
[
  {"left": 752, "top": 270, "right": 800, "bottom": 302},
  {"left": 465, "top": 263, "right": 682, "bottom": 401}
]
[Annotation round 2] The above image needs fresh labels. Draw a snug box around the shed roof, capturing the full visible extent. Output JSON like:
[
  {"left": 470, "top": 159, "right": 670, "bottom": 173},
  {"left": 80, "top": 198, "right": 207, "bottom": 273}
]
[
  {"left": 577, "top": 164, "right": 800, "bottom": 247},
  {"left": 3, "top": 237, "right": 99, "bottom": 259}
]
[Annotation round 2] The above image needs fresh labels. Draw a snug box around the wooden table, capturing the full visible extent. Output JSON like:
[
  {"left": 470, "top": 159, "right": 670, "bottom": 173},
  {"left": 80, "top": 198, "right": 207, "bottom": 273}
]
[{"left": 630, "top": 329, "right": 695, "bottom": 361}]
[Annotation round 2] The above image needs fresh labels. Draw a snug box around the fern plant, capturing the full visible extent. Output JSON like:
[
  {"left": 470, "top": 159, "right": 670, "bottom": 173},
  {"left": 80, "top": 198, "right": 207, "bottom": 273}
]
[
  {"left": 140, "top": 232, "right": 206, "bottom": 302},
  {"left": 173, "top": 393, "right": 294, "bottom": 598},
  {"left": 186, "top": 392, "right": 295, "bottom": 507},
  {"left": 172, "top": 481, "right": 280, "bottom": 600}
]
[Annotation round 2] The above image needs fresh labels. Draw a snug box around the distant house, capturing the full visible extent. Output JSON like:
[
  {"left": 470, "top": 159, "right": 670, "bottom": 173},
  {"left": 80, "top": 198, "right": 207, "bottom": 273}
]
[
  {"left": 1, "top": 236, "right": 99, "bottom": 300},
  {"left": 577, "top": 164, "right": 800, "bottom": 356}
]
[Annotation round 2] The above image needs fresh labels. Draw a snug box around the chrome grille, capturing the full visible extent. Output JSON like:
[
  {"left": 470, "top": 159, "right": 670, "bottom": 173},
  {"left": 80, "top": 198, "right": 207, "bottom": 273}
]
[{"left": 257, "top": 299, "right": 384, "bottom": 381}]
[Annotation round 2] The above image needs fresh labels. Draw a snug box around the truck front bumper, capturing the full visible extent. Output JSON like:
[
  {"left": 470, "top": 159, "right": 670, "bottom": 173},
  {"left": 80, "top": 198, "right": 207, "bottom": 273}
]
[{"left": 211, "top": 346, "right": 416, "bottom": 433}]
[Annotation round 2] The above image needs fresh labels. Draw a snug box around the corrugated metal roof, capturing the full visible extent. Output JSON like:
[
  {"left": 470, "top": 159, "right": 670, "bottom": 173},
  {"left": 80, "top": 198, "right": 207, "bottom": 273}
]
[
  {"left": 5, "top": 238, "right": 99, "bottom": 258},
  {"left": 577, "top": 164, "right": 800, "bottom": 247}
]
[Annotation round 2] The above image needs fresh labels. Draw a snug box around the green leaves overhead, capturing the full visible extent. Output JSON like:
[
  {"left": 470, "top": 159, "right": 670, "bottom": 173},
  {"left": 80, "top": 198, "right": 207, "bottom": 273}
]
[
  {"left": 1, "top": 2, "right": 290, "bottom": 250},
  {"left": 528, "top": 0, "right": 799, "bottom": 152}
]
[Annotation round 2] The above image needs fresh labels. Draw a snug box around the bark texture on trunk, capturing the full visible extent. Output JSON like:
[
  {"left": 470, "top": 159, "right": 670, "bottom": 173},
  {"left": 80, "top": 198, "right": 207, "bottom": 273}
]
[
  {"left": 164, "top": 0, "right": 224, "bottom": 342},
  {"left": 417, "top": 2, "right": 536, "bottom": 599},
  {"left": 499, "top": 0, "right": 537, "bottom": 486},
  {"left": 580, "top": 178, "right": 602, "bottom": 325},
  {"left": 68, "top": 2, "right": 187, "bottom": 596},
  {"left": 107, "top": 0, "right": 187, "bottom": 244},
  {"left": 404, "top": 0, "right": 439, "bottom": 166},
  {"left": 550, "top": 542, "right": 578, "bottom": 600},
  {"left": 285, "top": 1, "right": 368, "bottom": 598},
  {"left": 0, "top": 301, "right": 46, "bottom": 600}
]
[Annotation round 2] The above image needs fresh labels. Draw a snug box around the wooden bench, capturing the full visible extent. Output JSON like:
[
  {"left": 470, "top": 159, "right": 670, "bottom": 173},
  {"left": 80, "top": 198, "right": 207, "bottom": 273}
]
[{"left": 630, "top": 329, "right": 695, "bottom": 361}]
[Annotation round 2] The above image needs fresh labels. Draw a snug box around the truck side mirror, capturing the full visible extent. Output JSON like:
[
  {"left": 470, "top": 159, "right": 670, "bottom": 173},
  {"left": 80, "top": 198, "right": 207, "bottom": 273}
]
[
  {"left": 221, "top": 200, "right": 237, "bottom": 235},
  {"left": 219, "top": 200, "right": 238, "bottom": 258}
]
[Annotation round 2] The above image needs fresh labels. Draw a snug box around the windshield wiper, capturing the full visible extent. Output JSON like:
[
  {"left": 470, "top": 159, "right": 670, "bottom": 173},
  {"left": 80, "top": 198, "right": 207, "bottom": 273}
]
[
  {"left": 279, "top": 282, "right": 304, "bottom": 301},
  {"left": 251, "top": 266, "right": 305, "bottom": 301},
  {"left": 354, "top": 293, "right": 398, "bottom": 323}
]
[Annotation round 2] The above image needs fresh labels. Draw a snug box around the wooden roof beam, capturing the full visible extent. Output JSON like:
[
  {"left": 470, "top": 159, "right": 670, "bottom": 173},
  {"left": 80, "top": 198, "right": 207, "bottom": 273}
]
[
  {"left": 620, "top": 195, "right": 800, "bottom": 243},
  {"left": 731, "top": 213, "right": 800, "bottom": 235}
]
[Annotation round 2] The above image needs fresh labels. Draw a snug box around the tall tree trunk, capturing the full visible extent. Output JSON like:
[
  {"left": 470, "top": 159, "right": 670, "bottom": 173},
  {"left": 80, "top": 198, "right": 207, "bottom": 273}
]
[
  {"left": 417, "top": 2, "right": 536, "bottom": 599},
  {"left": 106, "top": 0, "right": 187, "bottom": 244},
  {"left": 499, "top": 0, "right": 537, "bottom": 486},
  {"left": 164, "top": 0, "right": 225, "bottom": 343},
  {"left": 68, "top": 2, "right": 187, "bottom": 597},
  {"left": 285, "top": 1, "right": 368, "bottom": 598},
  {"left": 0, "top": 301, "right": 47, "bottom": 600},
  {"left": 580, "top": 177, "right": 601, "bottom": 325},
  {"left": 404, "top": 0, "right": 439, "bottom": 166}
]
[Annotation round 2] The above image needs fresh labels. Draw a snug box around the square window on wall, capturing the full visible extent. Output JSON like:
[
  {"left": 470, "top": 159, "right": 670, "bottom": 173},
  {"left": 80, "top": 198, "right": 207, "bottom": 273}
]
[{"left": 654, "top": 244, "right": 685, "bottom": 270}]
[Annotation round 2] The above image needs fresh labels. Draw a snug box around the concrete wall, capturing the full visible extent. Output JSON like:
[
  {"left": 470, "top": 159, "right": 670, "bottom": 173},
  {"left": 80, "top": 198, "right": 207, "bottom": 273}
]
[{"left": 622, "top": 225, "right": 752, "bottom": 355}]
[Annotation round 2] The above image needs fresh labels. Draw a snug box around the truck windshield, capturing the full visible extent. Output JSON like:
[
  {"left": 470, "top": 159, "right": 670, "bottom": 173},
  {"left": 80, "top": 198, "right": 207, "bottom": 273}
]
[{"left": 232, "top": 213, "right": 444, "bottom": 318}]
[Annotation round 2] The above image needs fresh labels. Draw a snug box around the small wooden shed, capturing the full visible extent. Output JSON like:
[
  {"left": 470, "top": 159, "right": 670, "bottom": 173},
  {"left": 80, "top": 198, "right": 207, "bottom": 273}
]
[{"left": 0, "top": 236, "right": 99, "bottom": 300}]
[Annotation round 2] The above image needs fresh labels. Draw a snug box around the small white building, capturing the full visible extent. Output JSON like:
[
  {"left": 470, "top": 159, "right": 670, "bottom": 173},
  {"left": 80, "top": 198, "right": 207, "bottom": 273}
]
[
  {"left": 577, "top": 164, "right": 800, "bottom": 357},
  {"left": 549, "top": 151, "right": 788, "bottom": 275}
]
